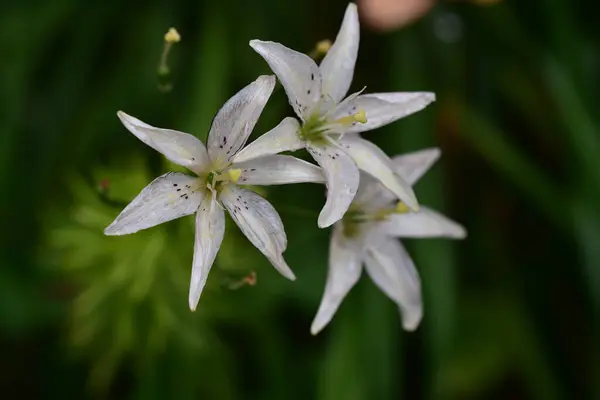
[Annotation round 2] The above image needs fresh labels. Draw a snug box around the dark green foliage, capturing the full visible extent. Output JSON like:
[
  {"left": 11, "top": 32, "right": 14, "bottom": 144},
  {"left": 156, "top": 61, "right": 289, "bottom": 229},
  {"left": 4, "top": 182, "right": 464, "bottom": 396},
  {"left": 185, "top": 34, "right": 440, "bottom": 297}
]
[{"left": 0, "top": 0, "right": 597, "bottom": 398}]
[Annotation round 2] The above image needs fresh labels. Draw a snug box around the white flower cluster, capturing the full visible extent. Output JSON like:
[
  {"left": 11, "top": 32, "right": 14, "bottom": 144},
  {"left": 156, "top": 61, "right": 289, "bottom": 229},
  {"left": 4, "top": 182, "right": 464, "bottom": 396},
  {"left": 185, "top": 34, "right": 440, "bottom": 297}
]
[{"left": 105, "top": 3, "right": 466, "bottom": 333}]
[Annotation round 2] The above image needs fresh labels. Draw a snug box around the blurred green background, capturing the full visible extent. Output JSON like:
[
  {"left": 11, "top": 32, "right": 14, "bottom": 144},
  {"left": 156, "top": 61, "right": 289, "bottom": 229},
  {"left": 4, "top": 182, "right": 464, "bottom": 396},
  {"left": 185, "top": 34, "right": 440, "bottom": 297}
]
[{"left": 1, "top": 0, "right": 598, "bottom": 398}]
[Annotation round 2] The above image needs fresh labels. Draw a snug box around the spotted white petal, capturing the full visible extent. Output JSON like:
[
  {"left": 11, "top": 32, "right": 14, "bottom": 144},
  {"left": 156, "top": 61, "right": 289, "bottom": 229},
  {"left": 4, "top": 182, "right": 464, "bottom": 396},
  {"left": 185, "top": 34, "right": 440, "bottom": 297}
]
[
  {"left": 392, "top": 147, "right": 441, "bottom": 186},
  {"left": 250, "top": 40, "right": 322, "bottom": 120},
  {"left": 189, "top": 196, "right": 225, "bottom": 311},
  {"left": 219, "top": 185, "right": 295, "bottom": 280},
  {"left": 334, "top": 92, "right": 436, "bottom": 134},
  {"left": 319, "top": 3, "right": 359, "bottom": 104},
  {"left": 311, "top": 225, "right": 362, "bottom": 335},
  {"left": 364, "top": 238, "right": 422, "bottom": 331},
  {"left": 104, "top": 173, "right": 203, "bottom": 236},
  {"left": 232, "top": 155, "right": 325, "bottom": 186},
  {"left": 207, "top": 75, "right": 276, "bottom": 168},
  {"left": 306, "top": 141, "right": 360, "bottom": 228},
  {"left": 382, "top": 207, "right": 466, "bottom": 239},
  {"left": 117, "top": 111, "right": 210, "bottom": 175},
  {"left": 232, "top": 117, "right": 304, "bottom": 163},
  {"left": 340, "top": 135, "right": 419, "bottom": 211}
]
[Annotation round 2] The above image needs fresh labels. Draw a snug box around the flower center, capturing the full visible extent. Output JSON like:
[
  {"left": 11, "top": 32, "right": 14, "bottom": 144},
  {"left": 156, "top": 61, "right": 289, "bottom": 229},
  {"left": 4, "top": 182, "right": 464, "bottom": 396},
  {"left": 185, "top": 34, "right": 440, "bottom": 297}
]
[
  {"left": 205, "top": 168, "right": 242, "bottom": 191},
  {"left": 298, "top": 109, "right": 368, "bottom": 143},
  {"left": 341, "top": 201, "right": 411, "bottom": 238}
]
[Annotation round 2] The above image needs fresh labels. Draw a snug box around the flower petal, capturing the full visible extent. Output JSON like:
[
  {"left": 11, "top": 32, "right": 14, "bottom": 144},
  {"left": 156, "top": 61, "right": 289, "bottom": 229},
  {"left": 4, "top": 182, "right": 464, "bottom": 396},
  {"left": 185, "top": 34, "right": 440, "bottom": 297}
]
[
  {"left": 104, "top": 173, "right": 203, "bottom": 236},
  {"left": 382, "top": 206, "right": 466, "bottom": 239},
  {"left": 250, "top": 40, "right": 322, "bottom": 120},
  {"left": 311, "top": 225, "right": 362, "bottom": 335},
  {"left": 232, "top": 155, "right": 325, "bottom": 186},
  {"left": 353, "top": 173, "right": 394, "bottom": 211},
  {"left": 232, "top": 117, "right": 304, "bottom": 163},
  {"left": 392, "top": 147, "right": 440, "bottom": 186},
  {"left": 319, "top": 3, "right": 360, "bottom": 104},
  {"left": 219, "top": 185, "right": 295, "bottom": 280},
  {"left": 364, "top": 238, "right": 422, "bottom": 331},
  {"left": 306, "top": 141, "right": 360, "bottom": 228},
  {"left": 334, "top": 92, "right": 436, "bottom": 134},
  {"left": 189, "top": 196, "right": 225, "bottom": 310},
  {"left": 340, "top": 135, "right": 419, "bottom": 211},
  {"left": 117, "top": 111, "right": 210, "bottom": 175},
  {"left": 207, "top": 75, "right": 276, "bottom": 168}
]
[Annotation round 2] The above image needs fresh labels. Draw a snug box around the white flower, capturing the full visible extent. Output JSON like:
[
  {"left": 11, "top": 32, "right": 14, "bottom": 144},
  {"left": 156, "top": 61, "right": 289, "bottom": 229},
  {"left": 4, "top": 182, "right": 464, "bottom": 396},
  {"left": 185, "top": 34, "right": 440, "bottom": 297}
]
[
  {"left": 310, "top": 148, "right": 466, "bottom": 335},
  {"left": 234, "top": 3, "right": 436, "bottom": 228},
  {"left": 104, "top": 75, "right": 326, "bottom": 310}
]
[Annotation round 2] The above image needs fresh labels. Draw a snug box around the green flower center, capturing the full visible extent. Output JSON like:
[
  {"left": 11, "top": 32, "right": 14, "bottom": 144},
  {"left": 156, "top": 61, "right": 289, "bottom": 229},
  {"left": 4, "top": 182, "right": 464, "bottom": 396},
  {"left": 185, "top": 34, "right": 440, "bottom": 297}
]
[
  {"left": 341, "top": 202, "right": 412, "bottom": 239},
  {"left": 205, "top": 168, "right": 242, "bottom": 191},
  {"left": 299, "top": 114, "right": 327, "bottom": 142},
  {"left": 298, "top": 109, "right": 368, "bottom": 144}
]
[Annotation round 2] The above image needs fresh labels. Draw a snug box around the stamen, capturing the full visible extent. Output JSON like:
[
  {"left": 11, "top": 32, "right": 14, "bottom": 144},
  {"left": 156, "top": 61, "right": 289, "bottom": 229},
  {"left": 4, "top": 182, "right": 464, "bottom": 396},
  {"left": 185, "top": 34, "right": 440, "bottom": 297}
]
[
  {"left": 332, "top": 110, "right": 368, "bottom": 127},
  {"left": 158, "top": 27, "right": 181, "bottom": 92},
  {"left": 164, "top": 28, "right": 181, "bottom": 43},
  {"left": 395, "top": 202, "right": 410, "bottom": 214},
  {"left": 316, "top": 39, "right": 332, "bottom": 54},
  {"left": 227, "top": 168, "right": 242, "bottom": 183},
  {"left": 308, "top": 39, "right": 333, "bottom": 60}
]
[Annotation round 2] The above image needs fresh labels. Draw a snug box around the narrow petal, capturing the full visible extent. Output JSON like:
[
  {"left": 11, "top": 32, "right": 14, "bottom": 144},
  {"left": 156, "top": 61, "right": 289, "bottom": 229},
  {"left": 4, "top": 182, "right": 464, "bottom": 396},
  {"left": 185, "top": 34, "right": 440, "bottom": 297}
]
[
  {"left": 117, "top": 111, "right": 209, "bottom": 174},
  {"left": 333, "top": 92, "right": 436, "bottom": 134},
  {"left": 207, "top": 75, "right": 276, "bottom": 168},
  {"left": 364, "top": 238, "right": 422, "bottom": 331},
  {"left": 189, "top": 196, "right": 225, "bottom": 310},
  {"left": 104, "top": 173, "right": 203, "bottom": 236},
  {"left": 392, "top": 147, "right": 440, "bottom": 186},
  {"left": 232, "top": 155, "right": 325, "bottom": 185},
  {"left": 250, "top": 40, "right": 322, "bottom": 120},
  {"left": 219, "top": 185, "right": 296, "bottom": 280},
  {"left": 306, "top": 141, "right": 360, "bottom": 228},
  {"left": 382, "top": 206, "right": 466, "bottom": 239},
  {"left": 232, "top": 117, "right": 304, "bottom": 163},
  {"left": 340, "top": 135, "right": 419, "bottom": 211},
  {"left": 353, "top": 173, "right": 394, "bottom": 211},
  {"left": 319, "top": 3, "right": 360, "bottom": 104},
  {"left": 311, "top": 225, "right": 362, "bottom": 335}
]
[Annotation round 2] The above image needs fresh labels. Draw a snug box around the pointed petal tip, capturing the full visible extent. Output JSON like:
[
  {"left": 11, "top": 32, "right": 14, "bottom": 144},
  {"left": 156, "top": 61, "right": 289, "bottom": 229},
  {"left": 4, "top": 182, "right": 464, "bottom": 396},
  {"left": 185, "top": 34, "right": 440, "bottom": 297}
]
[
  {"left": 282, "top": 266, "right": 297, "bottom": 281},
  {"left": 116, "top": 110, "right": 131, "bottom": 122},
  {"left": 256, "top": 74, "right": 276, "bottom": 84},
  {"left": 317, "top": 216, "right": 335, "bottom": 229},
  {"left": 103, "top": 224, "right": 122, "bottom": 236},
  {"left": 310, "top": 322, "right": 323, "bottom": 336},
  {"left": 401, "top": 307, "right": 422, "bottom": 331},
  {"left": 405, "top": 197, "right": 420, "bottom": 212},
  {"left": 249, "top": 39, "right": 265, "bottom": 49},
  {"left": 454, "top": 225, "right": 468, "bottom": 240},
  {"left": 189, "top": 295, "right": 199, "bottom": 312},
  {"left": 286, "top": 271, "right": 297, "bottom": 281}
]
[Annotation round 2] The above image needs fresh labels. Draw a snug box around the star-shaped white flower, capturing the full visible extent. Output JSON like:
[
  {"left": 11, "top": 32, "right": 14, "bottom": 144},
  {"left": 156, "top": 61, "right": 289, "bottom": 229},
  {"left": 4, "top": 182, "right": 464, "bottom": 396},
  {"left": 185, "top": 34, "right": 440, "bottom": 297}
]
[
  {"left": 310, "top": 148, "right": 466, "bottom": 335},
  {"left": 233, "top": 3, "right": 436, "bottom": 228},
  {"left": 104, "top": 75, "right": 326, "bottom": 310}
]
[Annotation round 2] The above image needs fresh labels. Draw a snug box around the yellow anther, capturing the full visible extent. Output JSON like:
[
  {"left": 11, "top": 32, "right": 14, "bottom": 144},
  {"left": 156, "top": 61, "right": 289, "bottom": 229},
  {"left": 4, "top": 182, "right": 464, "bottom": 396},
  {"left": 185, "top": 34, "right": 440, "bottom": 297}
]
[
  {"left": 164, "top": 28, "right": 181, "bottom": 43},
  {"left": 227, "top": 168, "right": 242, "bottom": 183},
  {"left": 333, "top": 110, "right": 368, "bottom": 127},
  {"left": 316, "top": 39, "right": 332, "bottom": 54},
  {"left": 353, "top": 110, "right": 367, "bottom": 124},
  {"left": 395, "top": 202, "right": 410, "bottom": 214}
]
